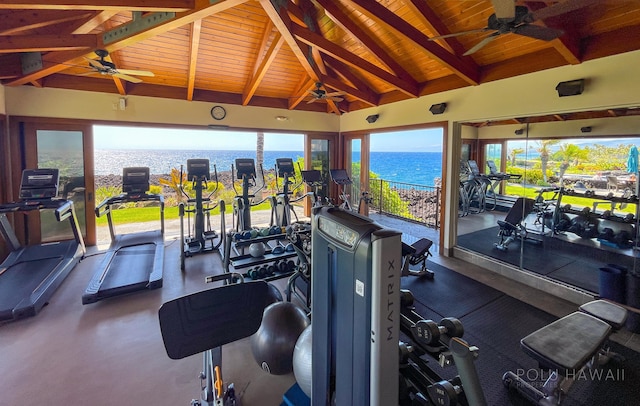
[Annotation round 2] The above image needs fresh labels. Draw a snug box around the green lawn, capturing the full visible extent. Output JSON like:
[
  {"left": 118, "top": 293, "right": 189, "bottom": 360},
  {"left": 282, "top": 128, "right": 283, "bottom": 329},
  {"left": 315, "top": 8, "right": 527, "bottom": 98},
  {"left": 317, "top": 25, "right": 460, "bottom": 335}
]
[
  {"left": 504, "top": 184, "right": 636, "bottom": 215},
  {"left": 95, "top": 201, "right": 273, "bottom": 226}
]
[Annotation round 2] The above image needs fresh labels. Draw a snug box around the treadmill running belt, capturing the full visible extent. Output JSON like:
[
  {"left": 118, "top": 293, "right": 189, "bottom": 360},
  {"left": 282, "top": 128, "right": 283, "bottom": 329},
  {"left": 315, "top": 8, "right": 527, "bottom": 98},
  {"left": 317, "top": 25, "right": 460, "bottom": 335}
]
[
  {"left": 99, "top": 244, "right": 156, "bottom": 291},
  {"left": 0, "top": 257, "right": 63, "bottom": 320}
]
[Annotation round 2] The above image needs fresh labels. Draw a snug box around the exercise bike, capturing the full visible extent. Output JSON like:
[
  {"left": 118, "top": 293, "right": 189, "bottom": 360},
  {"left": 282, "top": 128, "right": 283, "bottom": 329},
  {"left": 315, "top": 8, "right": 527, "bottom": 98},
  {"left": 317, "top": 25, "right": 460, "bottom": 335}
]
[
  {"left": 329, "top": 168, "right": 372, "bottom": 214},
  {"left": 179, "top": 159, "right": 225, "bottom": 271},
  {"left": 301, "top": 169, "right": 327, "bottom": 208},
  {"left": 270, "top": 158, "right": 311, "bottom": 227}
]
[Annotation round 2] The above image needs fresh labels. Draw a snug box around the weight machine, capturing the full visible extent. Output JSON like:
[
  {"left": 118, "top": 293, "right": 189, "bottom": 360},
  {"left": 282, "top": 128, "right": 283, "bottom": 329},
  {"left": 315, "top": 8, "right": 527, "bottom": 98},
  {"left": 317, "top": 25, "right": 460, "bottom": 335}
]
[
  {"left": 311, "top": 206, "right": 486, "bottom": 406},
  {"left": 179, "top": 159, "right": 224, "bottom": 271}
]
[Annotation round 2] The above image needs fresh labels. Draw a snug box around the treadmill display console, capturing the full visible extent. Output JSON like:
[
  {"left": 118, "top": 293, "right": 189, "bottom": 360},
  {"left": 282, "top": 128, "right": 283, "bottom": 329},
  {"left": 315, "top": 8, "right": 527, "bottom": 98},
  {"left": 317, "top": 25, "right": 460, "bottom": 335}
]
[
  {"left": 276, "top": 158, "right": 295, "bottom": 177},
  {"left": 19, "top": 168, "right": 60, "bottom": 200},
  {"left": 235, "top": 158, "right": 256, "bottom": 178},
  {"left": 122, "top": 167, "right": 150, "bottom": 194},
  {"left": 187, "top": 159, "right": 211, "bottom": 180},
  {"left": 318, "top": 216, "right": 358, "bottom": 248}
]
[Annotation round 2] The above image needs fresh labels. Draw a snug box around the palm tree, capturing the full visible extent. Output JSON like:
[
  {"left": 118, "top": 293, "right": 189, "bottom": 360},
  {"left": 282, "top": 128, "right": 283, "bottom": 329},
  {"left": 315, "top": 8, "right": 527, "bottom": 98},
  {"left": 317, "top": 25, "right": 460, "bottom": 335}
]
[
  {"left": 256, "top": 131, "right": 264, "bottom": 169},
  {"left": 509, "top": 148, "right": 524, "bottom": 166},
  {"left": 537, "top": 140, "right": 559, "bottom": 182},
  {"left": 555, "top": 143, "right": 589, "bottom": 180}
]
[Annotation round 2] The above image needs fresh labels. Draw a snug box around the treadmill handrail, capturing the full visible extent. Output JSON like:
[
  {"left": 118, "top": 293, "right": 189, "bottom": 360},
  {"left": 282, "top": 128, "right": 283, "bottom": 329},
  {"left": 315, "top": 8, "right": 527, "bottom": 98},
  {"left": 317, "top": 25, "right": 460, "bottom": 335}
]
[
  {"left": 96, "top": 192, "right": 165, "bottom": 241},
  {"left": 0, "top": 198, "right": 72, "bottom": 214}
]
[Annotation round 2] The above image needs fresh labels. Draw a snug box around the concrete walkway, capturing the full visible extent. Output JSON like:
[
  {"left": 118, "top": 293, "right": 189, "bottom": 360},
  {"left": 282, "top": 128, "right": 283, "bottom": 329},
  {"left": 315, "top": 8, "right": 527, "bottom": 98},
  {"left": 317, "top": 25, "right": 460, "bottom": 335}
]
[{"left": 96, "top": 208, "right": 439, "bottom": 249}]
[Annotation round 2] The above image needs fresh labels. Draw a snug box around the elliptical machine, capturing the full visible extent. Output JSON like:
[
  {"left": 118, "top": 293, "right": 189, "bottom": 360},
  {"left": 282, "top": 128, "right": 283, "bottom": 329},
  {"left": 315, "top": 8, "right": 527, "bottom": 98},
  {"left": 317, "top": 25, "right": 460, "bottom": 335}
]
[
  {"left": 270, "top": 158, "right": 310, "bottom": 227},
  {"left": 231, "top": 158, "right": 268, "bottom": 232},
  {"left": 179, "top": 158, "right": 224, "bottom": 271}
]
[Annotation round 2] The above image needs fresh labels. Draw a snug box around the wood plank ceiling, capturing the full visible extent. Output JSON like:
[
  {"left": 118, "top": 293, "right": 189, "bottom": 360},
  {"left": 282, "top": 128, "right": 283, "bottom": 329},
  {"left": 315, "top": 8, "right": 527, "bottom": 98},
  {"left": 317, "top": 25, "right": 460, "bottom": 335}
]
[{"left": 1, "top": 0, "right": 639, "bottom": 116}]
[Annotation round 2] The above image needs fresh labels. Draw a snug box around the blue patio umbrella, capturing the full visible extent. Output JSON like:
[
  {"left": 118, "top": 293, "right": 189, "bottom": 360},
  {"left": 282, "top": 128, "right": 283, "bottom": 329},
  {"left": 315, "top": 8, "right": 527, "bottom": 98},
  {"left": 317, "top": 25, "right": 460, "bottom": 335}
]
[
  {"left": 628, "top": 146, "right": 639, "bottom": 197},
  {"left": 628, "top": 145, "right": 639, "bottom": 174}
]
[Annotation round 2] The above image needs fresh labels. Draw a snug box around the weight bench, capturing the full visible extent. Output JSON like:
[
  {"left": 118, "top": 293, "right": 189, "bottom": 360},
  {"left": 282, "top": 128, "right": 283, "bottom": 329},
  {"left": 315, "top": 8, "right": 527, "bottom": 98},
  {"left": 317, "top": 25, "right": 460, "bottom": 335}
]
[
  {"left": 159, "top": 278, "right": 269, "bottom": 406},
  {"left": 503, "top": 300, "right": 627, "bottom": 405},
  {"left": 401, "top": 238, "right": 434, "bottom": 279},
  {"left": 494, "top": 197, "right": 536, "bottom": 251}
]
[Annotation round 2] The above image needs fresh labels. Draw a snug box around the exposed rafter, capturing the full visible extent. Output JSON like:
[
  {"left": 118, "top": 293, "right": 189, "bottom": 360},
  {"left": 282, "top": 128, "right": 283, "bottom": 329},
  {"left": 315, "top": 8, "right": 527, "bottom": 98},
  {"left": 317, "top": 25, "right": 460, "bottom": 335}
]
[{"left": 186, "top": 19, "right": 202, "bottom": 101}]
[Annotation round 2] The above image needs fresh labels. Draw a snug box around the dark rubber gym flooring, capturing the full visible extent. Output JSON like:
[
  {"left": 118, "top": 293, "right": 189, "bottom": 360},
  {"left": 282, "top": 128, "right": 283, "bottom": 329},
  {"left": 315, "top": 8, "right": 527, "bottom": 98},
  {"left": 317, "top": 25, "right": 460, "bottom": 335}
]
[
  {"left": 1, "top": 220, "right": 638, "bottom": 406},
  {"left": 402, "top": 261, "right": 640, "bottom": 405},
  {"left": 457, "top": 226, "right": 638, "bottom": 294}
]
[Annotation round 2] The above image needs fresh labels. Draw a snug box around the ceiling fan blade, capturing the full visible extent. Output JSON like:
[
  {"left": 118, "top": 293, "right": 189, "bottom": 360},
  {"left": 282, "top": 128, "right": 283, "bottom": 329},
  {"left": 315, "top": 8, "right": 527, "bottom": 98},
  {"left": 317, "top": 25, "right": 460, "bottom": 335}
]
[
  {"left": 429, "top": 28, "right": 491, "bottom": 40},
  {"left": 529, "top": 0, "right": 598, "bottom": 22},
  {"left": 85, "top": 57, "right": 105, "bottom": 69},
  {"left": 306, "top": 98, "right": 318, "bottom": 104},
  {"left": 492, "top": 0, "right": 516, "bottom": 21},
  {"left": 463, "top": 33, "right": 499, "bottom": 56},
  {"left": 328, "top": 96, "right": 344, "bottom": 102},
  {"left": 514, "top": 24, "right": 564, "bottom": 41},
  {"left": 113, "top": 73, "right": 143, "bottom": 83},
  {"left": 116, "top": 69, "right": 155, "bottom": 77}
]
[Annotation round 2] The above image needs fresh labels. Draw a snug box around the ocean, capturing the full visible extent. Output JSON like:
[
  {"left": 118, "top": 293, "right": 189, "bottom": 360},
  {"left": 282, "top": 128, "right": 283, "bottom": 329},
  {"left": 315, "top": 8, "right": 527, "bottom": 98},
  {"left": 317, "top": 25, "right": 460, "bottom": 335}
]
[{"left": 95, "top": 149, "right": 443, "bottom": 186}]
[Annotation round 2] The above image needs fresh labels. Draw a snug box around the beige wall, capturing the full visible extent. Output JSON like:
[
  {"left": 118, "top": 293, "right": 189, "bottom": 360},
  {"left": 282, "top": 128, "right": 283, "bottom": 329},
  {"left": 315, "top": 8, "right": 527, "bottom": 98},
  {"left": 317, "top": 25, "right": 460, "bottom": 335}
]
[
  {"left": 5, "top": 86, "right": 340, "bottom": 133},
  {"left": 339, "top": 50, "right": 640, "bottom": 132}
]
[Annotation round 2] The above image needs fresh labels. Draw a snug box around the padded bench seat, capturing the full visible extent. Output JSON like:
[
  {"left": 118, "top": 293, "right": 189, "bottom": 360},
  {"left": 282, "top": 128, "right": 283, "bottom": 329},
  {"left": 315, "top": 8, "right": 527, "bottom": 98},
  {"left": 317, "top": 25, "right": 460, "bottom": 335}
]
[
  {"left": 579, "top": 300, "right": 628, "bottom": 329},
  {"left": 521, "top": 312, "right": 611, "bottom": 375}
]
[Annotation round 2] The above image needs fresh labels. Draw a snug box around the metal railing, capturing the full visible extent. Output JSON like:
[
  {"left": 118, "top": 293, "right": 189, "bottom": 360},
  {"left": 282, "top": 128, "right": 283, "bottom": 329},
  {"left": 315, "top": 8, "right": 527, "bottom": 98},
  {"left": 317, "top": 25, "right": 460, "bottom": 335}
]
[{"left": 365, "top": 178, "right": 441, "bottom": 229}]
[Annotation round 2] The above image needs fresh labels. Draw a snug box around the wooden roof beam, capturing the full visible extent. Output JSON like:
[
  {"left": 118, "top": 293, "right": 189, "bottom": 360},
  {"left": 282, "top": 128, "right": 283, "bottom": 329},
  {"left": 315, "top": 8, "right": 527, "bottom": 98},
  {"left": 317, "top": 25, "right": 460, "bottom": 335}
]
[
  {"left": 289, "top": 77, "right": 316, "bottom": 110},
  {"left": 0, "top": 34, "right": 97, "bottom": 53},
  {"left": 315, "top": 0, "right": 417, "bottom": 88},
  {"left": 186, "top": 19, "right": 202, "bottom": 101},
  {"left": 242, "top": 32, "right": 285, "bottom": 105},
  {"left": 3, "top": 0, "right": 248, "bottom": 86},
  {"left": 0, "top": 1, "right": 193, "bottom": 12},
  {"left": 71, "top": 10, "right": 119, "bottom": 34},
  {"left": 322, "top": 55, "right": 379, "bottom": 106},
  {"left": 0, "top": 9, "right": 93, "bottom": 35},
  {"left": 259, "top": 0, "right": 321, "bottom": 81},
  {"left": 405, "top": 0, "right": 463, "bottom": 56},
  {"left": 291, "top": 23, "right": 419, "bottom": 97},
  {"left": 346, "top": 0, "right": 479, "bottom": 85}
]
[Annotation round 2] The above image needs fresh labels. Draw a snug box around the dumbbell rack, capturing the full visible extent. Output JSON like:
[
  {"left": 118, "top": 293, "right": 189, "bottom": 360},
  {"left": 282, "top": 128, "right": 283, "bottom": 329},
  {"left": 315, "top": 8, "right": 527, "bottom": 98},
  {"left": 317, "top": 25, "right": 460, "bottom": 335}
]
[
  {"left": 554, "top": 187, "right": 639, "bottom": 249},
  {"left": 222, "top": 232, "right": 297, "bottom": 282}
]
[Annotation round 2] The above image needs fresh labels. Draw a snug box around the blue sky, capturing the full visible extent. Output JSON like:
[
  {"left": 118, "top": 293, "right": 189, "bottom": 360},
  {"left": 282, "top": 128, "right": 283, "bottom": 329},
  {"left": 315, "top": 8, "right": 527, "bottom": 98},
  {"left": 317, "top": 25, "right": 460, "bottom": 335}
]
[{"left": 93, "top": 125, "right": 443, "bottom": 152}]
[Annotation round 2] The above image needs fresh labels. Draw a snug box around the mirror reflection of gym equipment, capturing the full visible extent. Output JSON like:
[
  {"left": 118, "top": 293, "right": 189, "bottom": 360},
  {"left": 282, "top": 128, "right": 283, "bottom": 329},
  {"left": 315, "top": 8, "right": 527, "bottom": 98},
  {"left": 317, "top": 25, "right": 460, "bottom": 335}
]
[
  {"left": 83, "top": 167, "right": 165, "bottom": 304},
  {"left": 0, "top": 168, "right": 86, "bottom": 321},
  {"left": 178, "top": 159, "right": 224, "bottom": 271}
]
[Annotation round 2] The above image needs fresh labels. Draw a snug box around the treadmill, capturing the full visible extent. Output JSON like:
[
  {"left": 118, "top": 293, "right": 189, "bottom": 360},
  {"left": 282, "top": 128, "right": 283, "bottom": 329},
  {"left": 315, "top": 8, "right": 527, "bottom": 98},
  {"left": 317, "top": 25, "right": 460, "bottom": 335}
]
[
  {"left": 82, "top": 167, "right": 164, "bottom": 304},
  {"left": 0, "top": 168, "right": 86, "bottom": 321}
]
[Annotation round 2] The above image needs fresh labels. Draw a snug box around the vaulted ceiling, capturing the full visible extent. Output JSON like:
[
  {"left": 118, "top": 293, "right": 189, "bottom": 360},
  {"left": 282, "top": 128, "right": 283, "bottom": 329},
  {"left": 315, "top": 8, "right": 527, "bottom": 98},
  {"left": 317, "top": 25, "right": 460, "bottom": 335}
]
[{"left": 1, "top": 0, "right": 639, "bottom": 115}]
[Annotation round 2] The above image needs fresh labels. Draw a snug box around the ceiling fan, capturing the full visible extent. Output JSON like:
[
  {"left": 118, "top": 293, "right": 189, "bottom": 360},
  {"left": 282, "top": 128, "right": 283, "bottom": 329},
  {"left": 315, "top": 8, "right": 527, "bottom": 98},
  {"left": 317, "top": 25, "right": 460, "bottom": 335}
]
[
  {"left": 307, "top": 82, "right": 345, "bottom": 104},
  {"left": 83, "top": 49, "right": 155, "bottom": 83},
  {"left": 432, "top": 0, "right": 598, "bottom": 56}
]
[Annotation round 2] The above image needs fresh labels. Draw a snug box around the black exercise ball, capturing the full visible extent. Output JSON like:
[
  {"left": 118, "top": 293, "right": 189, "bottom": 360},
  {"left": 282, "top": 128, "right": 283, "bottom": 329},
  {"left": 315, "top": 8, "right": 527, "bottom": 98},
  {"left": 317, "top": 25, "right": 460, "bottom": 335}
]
[
  {"left": 251, "top": 302, "right": 310, "bottom": 375},
  {"left": 266, "top": 282, "right": 284, "bottom": 305}
]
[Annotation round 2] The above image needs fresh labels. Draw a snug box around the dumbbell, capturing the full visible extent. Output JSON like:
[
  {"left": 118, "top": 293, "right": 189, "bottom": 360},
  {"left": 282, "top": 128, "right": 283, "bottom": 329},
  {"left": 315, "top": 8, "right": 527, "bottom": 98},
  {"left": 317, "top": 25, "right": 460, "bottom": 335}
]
[
  {"left": 277, "top": 260, "right": 289, "bottom": 273},
  {"left": 266, "top": 262, "right": 277, "bottom": 276},
  {"left": 400, "top": 289, "right": 414, "bottom": 309},
  {"left": 286, "top": 260, "right": 296, "bottom": 272},
  {"left": 625, "top": 213, "right": 635, "bottom": 222},
  {"left": 248, "top": 268, "right": 260, "bottom": 280},
  {"left": 427, "top": 379, "right": 463, "bottom": 406},
  {"left": 411, "top": 317, "right": 464, "bottom": 346}
]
